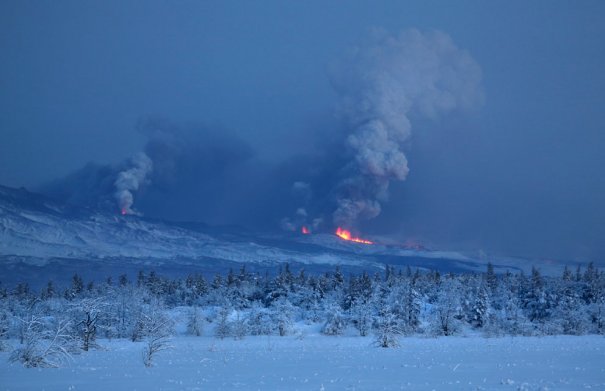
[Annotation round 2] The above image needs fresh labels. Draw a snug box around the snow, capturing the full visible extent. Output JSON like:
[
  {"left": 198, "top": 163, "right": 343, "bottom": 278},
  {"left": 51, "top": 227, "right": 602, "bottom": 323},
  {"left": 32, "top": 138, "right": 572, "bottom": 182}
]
[
  {"left": 2, "top": 185, "right": 587, "bottom": 283},
  {"left": 1, "top": 335, "right": 604, "bottom": 390}
]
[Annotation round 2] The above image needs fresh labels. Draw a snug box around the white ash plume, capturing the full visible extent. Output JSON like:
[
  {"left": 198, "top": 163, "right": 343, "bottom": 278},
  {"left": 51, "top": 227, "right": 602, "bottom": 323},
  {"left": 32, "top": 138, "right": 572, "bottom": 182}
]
[
  {"left": 330, "top": 28, "right": 483, "bottom": 226},
  {"left": 114, "top": 152, "right": 153, "bottom": 215}
]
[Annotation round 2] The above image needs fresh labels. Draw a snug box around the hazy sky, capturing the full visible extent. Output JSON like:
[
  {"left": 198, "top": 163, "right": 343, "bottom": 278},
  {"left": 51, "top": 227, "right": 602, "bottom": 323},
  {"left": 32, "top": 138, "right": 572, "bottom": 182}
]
[{"left": 1, "top": 1, "right": 604, "bottom": 262}]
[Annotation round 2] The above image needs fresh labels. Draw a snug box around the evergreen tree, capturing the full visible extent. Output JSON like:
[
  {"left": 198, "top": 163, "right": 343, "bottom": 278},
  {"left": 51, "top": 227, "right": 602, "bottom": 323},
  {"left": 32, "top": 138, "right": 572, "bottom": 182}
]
[{"left": 486, "top": 262, "right": 497, "bottom": 293}]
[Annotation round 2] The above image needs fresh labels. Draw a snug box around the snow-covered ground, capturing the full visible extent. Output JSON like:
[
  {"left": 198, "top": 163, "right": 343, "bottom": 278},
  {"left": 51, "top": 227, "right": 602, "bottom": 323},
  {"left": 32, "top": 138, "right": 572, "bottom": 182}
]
[{"left": 2, "top": 335, "right": 604, "bottom": 390}]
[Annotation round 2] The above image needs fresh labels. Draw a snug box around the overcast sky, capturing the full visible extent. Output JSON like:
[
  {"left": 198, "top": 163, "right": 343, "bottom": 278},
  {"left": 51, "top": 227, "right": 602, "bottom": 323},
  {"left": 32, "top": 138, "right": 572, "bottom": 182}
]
[{"left": 1, "top": 1, "right": 604, "bottom": 262}]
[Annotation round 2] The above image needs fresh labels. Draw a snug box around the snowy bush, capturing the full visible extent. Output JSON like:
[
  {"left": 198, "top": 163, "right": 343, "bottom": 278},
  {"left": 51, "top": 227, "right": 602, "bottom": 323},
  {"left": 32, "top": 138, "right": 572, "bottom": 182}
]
[
  {"left": 186, "top": 306, "right": 204, "bottom": 337},
  {"left": 140, "top": 307, "right": 174, "bottom": 367},
  {"left": 272, "top": 298, "right": 294, "bottom": 337},
  {"left": 430, "top": 278, "right": 463, "bottom": 336},
  {"left": 321, "top": 303, "right": 346, "bottom": 336},
  {"left": 214, "top": 306, "right": 231, "bottom": 339},
  {"left": 229, "top": 312, "right": 248, "bottom": 340},
  {"left": 10, "top": 316, "right": 73, "bottom": 368},
  {"left": 588, "top": 300, "right": 605, "bottom": 334},
  {"left": 0, "top": 304, "right": 9, "bottom": 351},
  {"left": 247, "top": 303, "right": 275, "bottom": 336},
  {"left": 373, "top": 308, "right": 402, "bottom": 348},
  {"left": 350, "top": 302, "right": 372, "bottom": 337}
]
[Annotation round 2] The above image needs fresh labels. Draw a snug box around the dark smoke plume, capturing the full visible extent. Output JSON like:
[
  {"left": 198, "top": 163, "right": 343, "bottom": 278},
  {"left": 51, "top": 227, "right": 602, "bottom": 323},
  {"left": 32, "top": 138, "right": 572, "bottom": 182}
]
[{"left": 135, "top": 118, "right": 256, "bottom": 223}]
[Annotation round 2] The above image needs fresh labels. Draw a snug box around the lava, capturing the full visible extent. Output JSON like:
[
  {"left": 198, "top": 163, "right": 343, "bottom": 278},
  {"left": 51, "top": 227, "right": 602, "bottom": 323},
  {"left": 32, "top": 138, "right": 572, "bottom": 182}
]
[
  {"left": 335, "top": 227, "right": 373, "bottom": 244},
  {"left": 301, "top": 226, "right": 310, "bottom": 234},
  {"left": 120, "top": 208, "right": 128, "bottom": 216}
]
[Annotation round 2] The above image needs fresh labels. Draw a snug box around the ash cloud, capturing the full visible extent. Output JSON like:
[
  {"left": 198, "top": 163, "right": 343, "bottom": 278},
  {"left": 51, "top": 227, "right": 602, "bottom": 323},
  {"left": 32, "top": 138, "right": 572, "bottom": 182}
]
[
  {"left": 326, "top": 28, "right": 483, "bottom": 227},
  {"left": 40, "top": 29, "right": 483, "bottom": 234},
  {"left": 39, "top": 119, "right": 258, "bottom": 223},
  {"left": 135, "top": 118, "right": 257, "bottom": 223}
]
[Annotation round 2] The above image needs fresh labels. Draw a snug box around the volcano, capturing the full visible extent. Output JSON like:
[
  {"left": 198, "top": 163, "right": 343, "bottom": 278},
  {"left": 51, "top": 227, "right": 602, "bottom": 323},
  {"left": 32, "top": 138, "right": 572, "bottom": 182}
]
[{"left": 0, "top": 184, "right": 568, "bottom": 288}]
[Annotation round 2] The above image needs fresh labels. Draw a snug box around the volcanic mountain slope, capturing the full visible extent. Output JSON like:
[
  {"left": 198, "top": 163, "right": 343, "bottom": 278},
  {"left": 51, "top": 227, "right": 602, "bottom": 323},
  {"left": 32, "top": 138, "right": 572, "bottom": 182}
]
[{"left": 0, "top": 185, "right": 548, "bottom": 287}]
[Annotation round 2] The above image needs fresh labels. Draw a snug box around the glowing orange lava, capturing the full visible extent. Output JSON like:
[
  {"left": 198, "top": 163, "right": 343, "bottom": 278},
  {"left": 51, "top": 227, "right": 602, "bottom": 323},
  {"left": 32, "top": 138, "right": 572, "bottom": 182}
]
[
  {"left": 120, "top": 208, "right": 127, "bottom": 215},
  {"left": 335, "top": 227, "right": 373, "bottom": 244},
  {"left": 301, "top": 226, "right": 310, "bottom": 234}
]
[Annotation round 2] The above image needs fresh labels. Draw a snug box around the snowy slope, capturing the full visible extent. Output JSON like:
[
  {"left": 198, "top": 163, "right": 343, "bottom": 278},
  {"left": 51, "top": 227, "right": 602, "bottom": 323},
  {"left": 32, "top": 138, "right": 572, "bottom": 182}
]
[
  {"left": 0, "top": 185, "right": 560, "bottom": 285},
  {"left": 0, "top": 186, "right": 375, "bottom": 266}
]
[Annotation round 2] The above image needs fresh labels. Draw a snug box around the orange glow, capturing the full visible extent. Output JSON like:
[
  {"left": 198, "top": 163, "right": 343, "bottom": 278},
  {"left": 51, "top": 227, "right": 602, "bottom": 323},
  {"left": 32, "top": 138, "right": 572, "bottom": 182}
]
[
  {"left": 121, "top": 208, "right": 128, "bottom": 215},
  {"left": 335, "top": 227, "right": 373, "bottom": 244},
  {"left": 301, "top": 226, "right": 310, "bottom": 234}
]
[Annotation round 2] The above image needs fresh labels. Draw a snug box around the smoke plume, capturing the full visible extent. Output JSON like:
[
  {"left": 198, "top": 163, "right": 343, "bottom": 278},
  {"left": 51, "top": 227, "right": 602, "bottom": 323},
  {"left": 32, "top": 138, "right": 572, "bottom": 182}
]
[
  {"left": 114, "top": 152, "right": 152, "bottom": 215},
  {"left": 327, "top": 28, "right": 483, "bottom": 227},
  {"left": 39, "top": 29, "right": 483, "bottom": 233},
  {"left": 38, "top": 120, "right": 258, "bottom": 222}
]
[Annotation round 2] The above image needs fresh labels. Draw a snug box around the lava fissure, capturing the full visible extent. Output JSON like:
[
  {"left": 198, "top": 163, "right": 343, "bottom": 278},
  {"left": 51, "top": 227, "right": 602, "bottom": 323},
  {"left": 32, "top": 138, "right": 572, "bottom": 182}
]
[{"left": 335, "top": 227, "right": 373, "bottom": 244}]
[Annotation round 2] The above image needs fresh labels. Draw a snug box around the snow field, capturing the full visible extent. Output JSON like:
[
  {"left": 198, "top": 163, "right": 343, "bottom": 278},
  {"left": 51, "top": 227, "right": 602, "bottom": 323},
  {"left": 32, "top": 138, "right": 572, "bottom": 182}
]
[{"left": 1, "top": 335, "right": 604, "bottom": 390}]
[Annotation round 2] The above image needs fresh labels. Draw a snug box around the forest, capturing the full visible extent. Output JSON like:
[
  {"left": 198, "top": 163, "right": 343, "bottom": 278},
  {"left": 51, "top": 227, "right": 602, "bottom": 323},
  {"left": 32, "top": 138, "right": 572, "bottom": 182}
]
[{"left": 1, "top": 262, "right": 604, "bottom": 368}]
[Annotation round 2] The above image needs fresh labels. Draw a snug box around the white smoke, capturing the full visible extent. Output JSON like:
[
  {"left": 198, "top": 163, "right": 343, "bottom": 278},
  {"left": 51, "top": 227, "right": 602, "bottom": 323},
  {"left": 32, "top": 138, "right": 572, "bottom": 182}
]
[
  {"left": 330, "top": 28, "right": 484, "bottom": 226},
  {"left": 114, "top": 152, "right": 153, "bottom": 215}
]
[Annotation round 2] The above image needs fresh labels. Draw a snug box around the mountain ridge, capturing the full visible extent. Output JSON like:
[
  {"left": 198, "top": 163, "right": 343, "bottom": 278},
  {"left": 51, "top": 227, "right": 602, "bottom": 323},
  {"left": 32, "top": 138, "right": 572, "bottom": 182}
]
[{"left": 0, "top": 184, "right": 567, "bottom": 287}]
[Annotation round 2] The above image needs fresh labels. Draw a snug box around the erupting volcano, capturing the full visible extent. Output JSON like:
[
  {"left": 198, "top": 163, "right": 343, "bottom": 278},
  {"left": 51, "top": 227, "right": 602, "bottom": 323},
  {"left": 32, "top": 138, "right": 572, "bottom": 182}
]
[
  {"left": 335, "top": 227, "right": 373, "bottom": 244},
  {"left": 301, "top": 226, "right": 310, "bottom": 234}
]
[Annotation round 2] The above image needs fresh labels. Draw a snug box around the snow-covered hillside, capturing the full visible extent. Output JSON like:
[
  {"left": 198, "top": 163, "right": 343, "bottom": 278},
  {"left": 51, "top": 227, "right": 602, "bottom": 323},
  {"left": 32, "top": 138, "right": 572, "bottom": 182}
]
[{"left": 0, "top": 185, "right": 566, "bottom": 286}]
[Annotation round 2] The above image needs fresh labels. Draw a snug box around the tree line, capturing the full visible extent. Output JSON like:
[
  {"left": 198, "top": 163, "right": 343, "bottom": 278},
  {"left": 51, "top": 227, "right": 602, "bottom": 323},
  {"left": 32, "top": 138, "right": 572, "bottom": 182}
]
[{"left": 0, "top": 262, "right": 603, "bottom": 366}]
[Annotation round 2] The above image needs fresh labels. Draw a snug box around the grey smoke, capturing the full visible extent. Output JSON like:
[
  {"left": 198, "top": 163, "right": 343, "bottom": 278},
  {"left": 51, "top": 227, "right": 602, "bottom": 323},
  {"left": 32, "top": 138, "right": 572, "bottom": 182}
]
[
  {"left": 328, "top": 28, "right": 484, "bottom": 227},
  {"left": 38, "top": 120, "right": 260, "bottom": 223},
  {"left": 114, "top": 152, "right": 153, "bottom": 215},
  {"left": 41, "top": 29, "right": 484, "bottom": 235}
]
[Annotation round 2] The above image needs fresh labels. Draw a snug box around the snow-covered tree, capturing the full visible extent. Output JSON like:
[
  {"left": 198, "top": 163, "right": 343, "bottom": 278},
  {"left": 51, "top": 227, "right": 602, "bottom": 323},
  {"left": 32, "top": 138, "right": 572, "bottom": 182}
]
[
  {"left": 214, "top": 306, "right": 231, "bottom": 339},
  {"left": 321, "top": 302, "right": 346, "bottom": 336},
  {"left": 140, "top": 307, "right": 174, "bottom": 367},
  {"left": 557, "top": 293, "right": 588, "bottom": 335},
  {"left": 230, "top": 311, "right": 248, "bottom": 340},
  {"left": 373, "top": 305, "right": 401, "bottom": 348},
  {"left": 247, "top": 302, "right": 274, "bottom": 336},
  {"left": 588, "top": 297, "right": 605, "bottom": 334},
  {"left": 389, "top": 281, "right": 421, "bottom": 335},
  {"left": 70, "top": 297, "right": 106, "bottom": 351},
  {"left": 0, "top": 300, "right": 9, "bottom": 351},
  {"left": 272, "top": 297, "right": 294, "bottom": 336},
  {"left": 350, "top": 301, "right": 373, "bottom": 337},
  {"left": 186, "top": 306, "right": 203, "bottom": 337},
  {"left": 485, "top": 262, "right": 498, "bottom": 293},
  {"left": 468, "top": 283, "right": 491, "bottom": 329},
  {"left": 430, "top": 277, "right": 463, "bottom": 336},
  {"left": 10, "top": 316, "right": 73, "bottom": 368}
]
